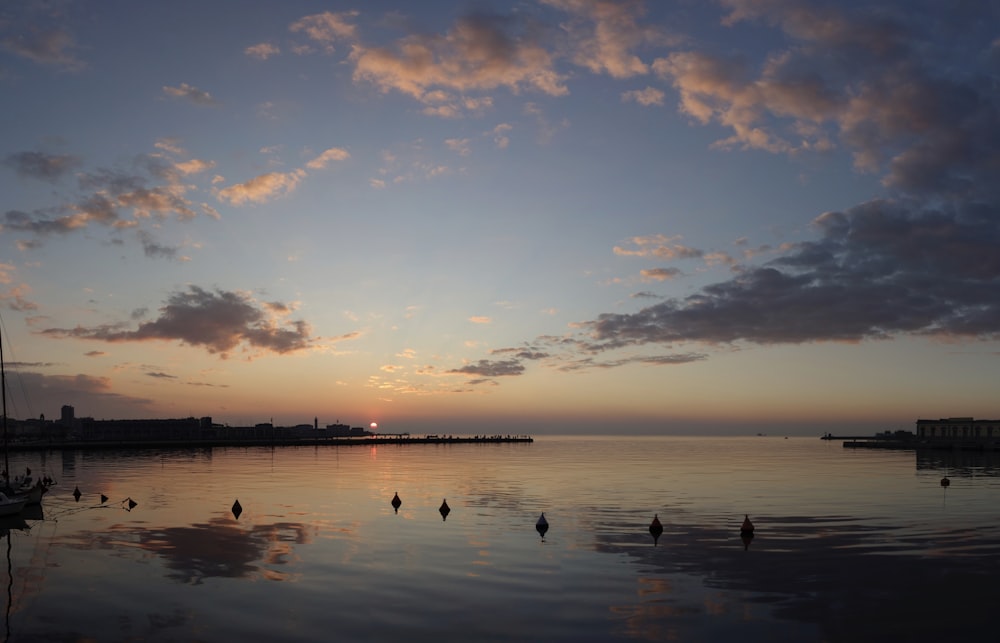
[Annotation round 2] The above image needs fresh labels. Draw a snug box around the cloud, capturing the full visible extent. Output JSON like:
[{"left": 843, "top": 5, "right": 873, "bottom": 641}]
[
  {"left": 445, "top": 138, "right": 472, "bottom": 156},
  {"left": 41, "top": 286, "right": 316, "bottom": 357},
  {"left": 162, "top": 83, "right": 220, "bottom": 107},
  {"left": 460, "top": 0, "right": 1000, "bottom": 378},
  {"left": 652, "top": 0, "right": 998, "bottom": 201},
  {"left": 305, "top": 147, "right": 350, "bottom": 170},
  {"left": 289, "top": 11, "right": 359, "bottom": 53},
  {"left": 245, "top": 43, "right": 280, "bottom": 60},
  {"left": 490, "top": 347, "right": 550, "bottom": 360},
  {"left": 541, "top": 0, "right": 661, "bottom": 78},
  {"left": 117, "top": 185, "right": 197, "bottom": 220},
  {"left": 2, "top": 27, "right": 84, "bottom": 70},
  {"left": 582, "top": 199, "right": 1000, "bottom": 348},
  {"left": 468, "top": 316, "right": 492, "bottom": 324},
  {"left": 4, "top": 151, "right": 81, "bottom": 181},
  {"left": 542, "top": 1, "right": 993, "bottom": 355},
  {"left": 622, "top": 86, "right": 665, "bottom": 106},
  {"left": 1, "top": 369, "right": 156, "bottom": 418},
  {"left": 640, "top": 267, "right": 682, "bottom": 281},
  {"left": 216, "top": 170, "right": 306, "bottom": 205},
  {"left": 173, "top": 159, "right": 216, "bottom": 175},
  {"left": 491, "top": 123, "right": 513, "bottom": 148},
  {"left": 449, "top": 359, "right": 525, "bottom": 377},
  {"left": 351, "top": 13, "right": 569, "bottom": 110},
  {"left": 137, "top": 230, "right": 186, "bottom": 261},
  {"left": 613, "top": 235, "right": 703, "bottom": 260},
  {"left": 556, "top": 352, "right": 708, "bottom": 371},
  {"left": 1, "top": 282, "right": 38, "bottom": 311}
]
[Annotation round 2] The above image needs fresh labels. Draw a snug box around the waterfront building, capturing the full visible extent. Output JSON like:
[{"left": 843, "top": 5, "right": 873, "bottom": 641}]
[{"left": 915, "top": 417, "right": 1000, "bottom": 447}]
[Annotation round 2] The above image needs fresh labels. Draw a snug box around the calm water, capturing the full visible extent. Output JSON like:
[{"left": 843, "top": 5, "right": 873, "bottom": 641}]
[{"left": 2, "top": 436, "right": 999, "bottom": 642}]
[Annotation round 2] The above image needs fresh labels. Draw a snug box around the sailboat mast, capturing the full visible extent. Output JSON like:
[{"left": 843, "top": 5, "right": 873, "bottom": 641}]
[{"left": 1, "top": 335, "right": 7, "bottom": 481}]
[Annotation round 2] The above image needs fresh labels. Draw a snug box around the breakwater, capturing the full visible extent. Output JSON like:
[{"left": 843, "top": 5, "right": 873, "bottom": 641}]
[
  {"left": 824, "top": 435, "right": 1000, "bottom": 452},
  {"left": 5, "top": 434, "right": 533, "bottom": 452}
]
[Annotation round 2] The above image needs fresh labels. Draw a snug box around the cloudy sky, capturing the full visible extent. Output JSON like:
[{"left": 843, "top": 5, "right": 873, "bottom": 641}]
[{"left": 1, "top": 0, "right": 997, "bottom": 434}]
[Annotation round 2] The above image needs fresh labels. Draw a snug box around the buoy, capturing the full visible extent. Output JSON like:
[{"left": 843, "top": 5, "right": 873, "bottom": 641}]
[
  {"left": 941, "top": 477, "right": 950, "bottom": 488},
  {"left": 741, "top": 530, "right": 754, "bottom": 550},
  {"left": 391, "top": 492, "right": 402, "bottom": 513},
  {"left": 536, "top": 512, "right": 549, "bottom": 538},
  {"left": 100, "top": 494, "right": 108, "bottom": 504},
  {"left": 439, "top": 499, "right": 451, "bottom": 521},
  {"left": 73, "top": 486, "right": 81, "bottom": 502},
  {"left": 127, "top": 497, "right": 137, "bottom": 510},
  {"left": 232, "top": 499, "right": 243, "bottom": 519},
  {"left": 649, "top": 514, "right": 663, "bottom": 545},
  {"left": 740, "top": 514, "right": 754, "bottom": 534}
]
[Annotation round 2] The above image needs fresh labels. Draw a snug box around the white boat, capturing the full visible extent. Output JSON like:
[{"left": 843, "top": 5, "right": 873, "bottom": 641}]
[
  {"left": 0, "top": 333, "right": 37, "bottom": 515},
  {"left": 0, "top": 493, "right": 25, "bottom": 517},
  {"left": 14, "top": 479, "right": 46, "bottom": 505}
]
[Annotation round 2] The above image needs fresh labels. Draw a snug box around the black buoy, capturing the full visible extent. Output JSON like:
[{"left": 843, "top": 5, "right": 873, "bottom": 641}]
[
  {"left": 649, "top": 514, "right": 663, "bottom": 546},
  {"left": 391, "top": 492, "right": 402, "bottom": 513},
  {"left": 73, "top": 486, "right": 81, "bottom": 502},
  {"left": 740, "top": 514, "right": 755, "bottom": 550},
  {"left": 439, "top": 499, "right": 451, "bottom": 521},
  {"left": 536, "top": 512, "right": 549, "bottom": 538},
  {"left": 232, "top": 499, "right": 243, "bottom": 519},
  {"left": 100, "top": 494, "right": 108, "bottom": 504},
  {"left": 941, "top": 477, "right": 950, "bottom": 488},
  {"left": 127, "top": 497, "right": 137, "bottom": 511}
]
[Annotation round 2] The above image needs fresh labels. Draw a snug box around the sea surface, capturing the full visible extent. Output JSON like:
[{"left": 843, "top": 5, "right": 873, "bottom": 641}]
[{"left": 2, "top": 435, "right": 998, "bottom": 642}]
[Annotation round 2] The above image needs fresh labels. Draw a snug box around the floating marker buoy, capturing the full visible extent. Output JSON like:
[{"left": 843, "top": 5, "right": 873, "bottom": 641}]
[
  {"left": 439, "top": 499, "right": 451, "bottom": 521},
  {"left": 536, "top": 512, "right": 549, "bottom": 538},
  {"left": 127, "top": 497, "right": 137, "bottom": 510},
  {"left": 391, "top": 492, "right": 401, "bottom": 513},
  {"left": 941, "top": 477, "right": 950, "bottom": 487},
  {"left": 740, "top": 514, "right": 755, "bottom": 550},
  {"left": 100, "top": 494, "right": 108, "bottom": 504},
  {"left": 232, "top": 499, "right": 243, "bottom": 519},
  {"left": 649, "top": 514, "right": 663, "bottom": 546},
  {"left": 73, "top": 486, "right": 81, "bottom": 502}
]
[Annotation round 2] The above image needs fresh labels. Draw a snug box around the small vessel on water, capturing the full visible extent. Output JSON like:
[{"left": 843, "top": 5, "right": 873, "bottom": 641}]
[
  {"left": 0, "top": 333, "right": 50, "bottom": 511},
  {"left": 0, "top": 492, "right": 25, "bottom": 518}
]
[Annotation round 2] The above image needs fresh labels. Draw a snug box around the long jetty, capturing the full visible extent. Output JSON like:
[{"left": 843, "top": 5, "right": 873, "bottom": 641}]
[
  {"left": 822, "top": 433, "right": 1000, "bottom": 451},
  {"left": 5, "top": 434, "right": 533, "bottom": 452}
]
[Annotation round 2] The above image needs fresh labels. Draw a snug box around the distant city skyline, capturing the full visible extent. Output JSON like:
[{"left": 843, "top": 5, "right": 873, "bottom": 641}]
[{"left": 1, "top": 1, "right": 998, "bottom": 435}]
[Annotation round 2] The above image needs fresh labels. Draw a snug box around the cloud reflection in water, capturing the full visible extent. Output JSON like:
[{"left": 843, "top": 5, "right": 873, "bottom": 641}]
[{"left": 73, "top": 517, "right": 312, "bottom": 585}]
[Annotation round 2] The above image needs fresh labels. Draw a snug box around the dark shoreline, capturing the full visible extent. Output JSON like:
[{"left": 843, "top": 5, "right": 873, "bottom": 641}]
[{"left": 4, "top": 435, "right": 533, "bottom": 452}]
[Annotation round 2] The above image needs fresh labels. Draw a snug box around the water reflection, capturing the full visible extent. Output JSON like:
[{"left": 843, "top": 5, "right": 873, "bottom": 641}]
[
  {"left": 11, "top": 438, "right": 1000, "bottom": 642},
  {"left": 595, "top": 512, "right": 1000, "bottom": 642},
  {"left": 915, "top": 449, "right": 1000, "bottom": 477},
  {"left": 1, "top": 507, "right": 43, "bottom": 643},
  {"left": 71, "top": 518, "right": 311, "bottom": 585}
]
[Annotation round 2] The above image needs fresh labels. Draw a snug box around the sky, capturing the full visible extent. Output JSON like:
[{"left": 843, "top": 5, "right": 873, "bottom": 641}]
[{"left": 0, "top": 0, "right": 998, "bottom": 435}]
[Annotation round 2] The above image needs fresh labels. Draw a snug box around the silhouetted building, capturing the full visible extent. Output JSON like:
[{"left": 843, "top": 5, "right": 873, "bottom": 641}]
[{"left": 916, "top": 417, "right": 1000, "bottom": 446}]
